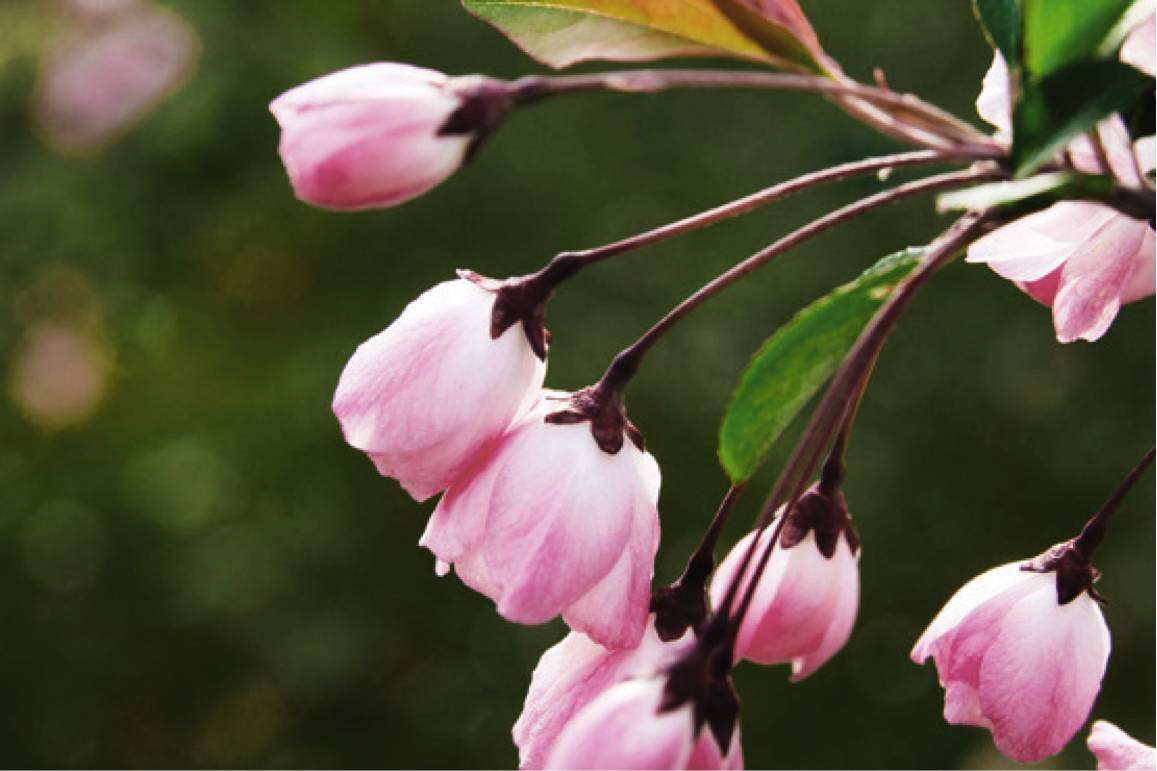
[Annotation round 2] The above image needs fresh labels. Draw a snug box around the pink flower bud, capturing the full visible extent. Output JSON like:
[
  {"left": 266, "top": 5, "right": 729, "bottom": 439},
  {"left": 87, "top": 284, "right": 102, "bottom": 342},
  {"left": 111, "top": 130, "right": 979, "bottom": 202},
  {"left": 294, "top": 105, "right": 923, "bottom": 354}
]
[
  {"left": 708, "top": 487, "right": 860, "bottom": 681},
  {"left": 544, "top": 677, "right": 697, "bottom": 770},
  {"left": 332, "top": 277, "right": 545, "bottom": 501},
  {"left": 1088, "top": 720, "right": 1156, "bottom": 770},
  {"left": 420, "top": 391, "right": 660, "bottom": 649},
  {"left": 911, "top": 561, "right": 1111, "bottom": 763},
  {"left": 269, "top": 63, "right": 477, "bottom": 211},
  {"left": 514, "top": 620, "right": 743, "bottom": 770}
]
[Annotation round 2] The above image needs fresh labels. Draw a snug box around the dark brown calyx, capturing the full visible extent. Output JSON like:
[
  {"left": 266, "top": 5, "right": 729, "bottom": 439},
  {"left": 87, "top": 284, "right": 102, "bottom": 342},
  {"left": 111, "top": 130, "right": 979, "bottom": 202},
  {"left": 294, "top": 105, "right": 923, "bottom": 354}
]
[
  {"left": 457, "top": 268, "right": 555, "bottom": 360},
  {"left": 779, "top": 483, "right": 859, "bottom": 558},
  {"left": 650, "top": 583, "right": 709, "bottom": 642},
  {"left": 660, "top": 638, "right": 739, "bottom": 754},
  {"left": 544, "top": 383, "right": 645, "bottom": 454},
  {"left": 1021, "top": 539, "right": 1104, "bottom": 605},
  {"left": 439, "top": 75, "right": 516, "bottom": 163}
]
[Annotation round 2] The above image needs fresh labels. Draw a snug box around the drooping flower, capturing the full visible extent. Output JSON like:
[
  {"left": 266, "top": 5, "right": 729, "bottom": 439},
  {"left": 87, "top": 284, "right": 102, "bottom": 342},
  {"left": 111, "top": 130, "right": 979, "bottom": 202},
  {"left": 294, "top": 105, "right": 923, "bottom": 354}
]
[
  {"left": 911, "top": 559, "right": 1111, "bottom": 762},
  {"left": 420, "top": 391, "right": 660, "bottom": 649},
  {"left": 708, "top": 483, "right": 860, "bottom": 681},
  {"left": 333, "top": 276, "right": 545, "bottom": 501},
  {"left": 966, "top": 52, "right": 1155, "bottom": 343},
  {"left": 34, "top": 0, "right": 199, "bottom": 154},
  {"left": 1087, "top": 720, "right": 1157, "bottom": 770},
  {"left": 513, "top": 618, "right": 744, "bottom": 770},
  {"left": 270, "top": 62, "right": 503, "bottom": 210}
]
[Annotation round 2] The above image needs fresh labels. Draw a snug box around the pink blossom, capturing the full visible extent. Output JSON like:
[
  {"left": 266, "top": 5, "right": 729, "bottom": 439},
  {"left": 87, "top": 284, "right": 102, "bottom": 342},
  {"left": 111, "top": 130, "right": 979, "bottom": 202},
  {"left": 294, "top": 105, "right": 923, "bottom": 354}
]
[
  {"left": 911, "top": 562, "right": 1111, "bottom": 762},
  {"left": 967, "top": 53, "right": 1155, "bottom": 343},
  {"left": 543, "top": 677, "right": 695, "bottom": 769},
  {"left": 332, "top": 277, "right": 545, "bottom": 501},
  {"left": 1088, "top": 720, "right": 1157, "bottom": 770},
  {"left": 1121, "top": 13, "right": 1156, "bottom": 77},
  {"left": 514, "top": 620, "right": 742, "bottom": 769},
  {"left": 420, "top": 391, "right": 660, "bottom": 649},
  {"left": 707, "top": 489, "right": 860, "bottom": 681},
  {"left": 269, "top": 63, "right": 474, "bottom": 211},
  {"left": 34, "top": 2, "right": 199, "bottom": 154},
  {"left": 515, "top": 620, "right": 691, "bottom": 769}
]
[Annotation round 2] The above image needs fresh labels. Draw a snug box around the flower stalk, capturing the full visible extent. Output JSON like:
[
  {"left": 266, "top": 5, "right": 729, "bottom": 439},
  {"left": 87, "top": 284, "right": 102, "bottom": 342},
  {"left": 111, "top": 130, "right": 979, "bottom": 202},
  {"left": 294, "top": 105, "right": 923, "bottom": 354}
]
[{"left": 506, "top": 68, "right": 1000, "bottom": 156}]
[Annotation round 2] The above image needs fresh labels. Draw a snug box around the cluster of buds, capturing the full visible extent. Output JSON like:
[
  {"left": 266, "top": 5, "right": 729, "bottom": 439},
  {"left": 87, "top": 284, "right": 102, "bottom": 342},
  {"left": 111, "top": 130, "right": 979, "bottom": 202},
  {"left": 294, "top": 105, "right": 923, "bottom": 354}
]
[{"left": 267, "top": 6, "right": 1157, "bottom": 764}]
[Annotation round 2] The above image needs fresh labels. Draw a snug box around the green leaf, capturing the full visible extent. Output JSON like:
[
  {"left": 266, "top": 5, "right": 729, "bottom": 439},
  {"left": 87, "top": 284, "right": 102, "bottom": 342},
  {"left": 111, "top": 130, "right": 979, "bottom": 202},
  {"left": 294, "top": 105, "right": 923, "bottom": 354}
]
[
  {"left": 937, "top": 171, "right": 1113, "bottom": 215},
  {"left": 972, "top": 0, "right": 1022, "bottom": 62},
  {"left": 718, "top": 250, "right": 920, "bottom": 483},
  {"left": 462, "top": 0, "right": 827, "bottom": 73},
  {"left": 1012, "top": 59, "right": 1150, "bottom": 176},
  {"left": 1022, "top": 0, "right": 1133, "bottom": 77}
]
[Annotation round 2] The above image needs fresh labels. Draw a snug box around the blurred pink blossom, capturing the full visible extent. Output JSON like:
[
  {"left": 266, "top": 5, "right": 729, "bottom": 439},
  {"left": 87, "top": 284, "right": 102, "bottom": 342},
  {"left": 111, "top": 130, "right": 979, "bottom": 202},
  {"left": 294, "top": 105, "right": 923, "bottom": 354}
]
[
  {"left": 911, "top": 562, "right": 1111, "bottom": 762},
  {"left": 332, "top": 277, "right": 545, "bottom": 501},
  {"left": 9, "top": 323, "right": 111, "bottom": 431},
  {"left": 35, "top": 1, "right": 199, "bottom": 154}
]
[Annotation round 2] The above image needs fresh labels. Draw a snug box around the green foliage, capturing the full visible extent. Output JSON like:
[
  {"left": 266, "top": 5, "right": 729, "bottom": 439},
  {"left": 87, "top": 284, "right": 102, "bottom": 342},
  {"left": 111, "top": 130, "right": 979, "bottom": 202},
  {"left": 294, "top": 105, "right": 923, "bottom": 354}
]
[
  {"left": 971, "top": 0, "right": 1147, "bottom": 176},
  {"left": 972, "top": 0, "right": 1022, "bottom": 62},
  {"left": 718, "top": 249, "right": 919, "bottom": 483},
  {"left": 462, "top": 0, "right": 827, "bottom": 72},
  {"left": 1022, "top": 0, "right": 1133, "bottom": 78},
  {"left": 1013, "top": 60, "right": 1150, "bottom": 176}
]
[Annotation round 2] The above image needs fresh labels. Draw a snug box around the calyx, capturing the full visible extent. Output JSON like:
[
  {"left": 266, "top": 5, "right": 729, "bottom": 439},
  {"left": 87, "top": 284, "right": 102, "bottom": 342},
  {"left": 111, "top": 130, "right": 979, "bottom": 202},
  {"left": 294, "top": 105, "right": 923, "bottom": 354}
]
[
  {"left": 543, "top": 384, "right": 645, "bottom": 454},
  {"left": 458, "top": 269, "right": 552, "bottom": 360},
  {"left": 439, "top": 75, "right": 515, "bottom": 162},
  {"left": 780, "top": 483, "right": 860, "bottom": 558},
  {"left": 660, "top": 637, "right": 740, "bottom": 755},
  {"left": 1021, "top": 539, "right": 1104, "bottom": 605}
]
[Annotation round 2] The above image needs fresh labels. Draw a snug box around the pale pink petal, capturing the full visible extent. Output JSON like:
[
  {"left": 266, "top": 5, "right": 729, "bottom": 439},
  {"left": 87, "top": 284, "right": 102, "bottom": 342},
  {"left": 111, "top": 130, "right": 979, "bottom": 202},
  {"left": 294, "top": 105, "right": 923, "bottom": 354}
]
[
  {"left": 790, "top": 538, "right": 860, "bottom": 681},
  {"left": 977, "top": 52, "right": 1011, "bottom": 135},
  {"left": 1121, "top": 225, "right": 1155, "bottom": 304},
  {"left": 979, "top": 586, "right": 1111, "bottom": 762},
  {"left": 1135, "top": 136, "right": 1156, "bottom": 176},
  {"left": 687, "top": 726, "right": 744, "bottom": 770},
  {"left": 911, "top": 561, "right": 1037, "bottom": 664},
  {"left": 513, "top": 621, "right": 692, "bottom": 770},
  {"left": 966, "top": 203, "right": 1117, "bottom": 283},
  {"left": 563, "top": 470, "right": 661, "bottom": 649},
  {"left": 927, "top": 573, "right": 1047, "bottom": 732},
  {"left": 424, "top": 394, "right": 661, "bottom": 647},
  {"left": 545, "top": 678, "right": 695, "bottom": 770},
  {"left": 1088, "top": 720, "right": 1157, "bottom": 770},
  {"left": 1053, "top": 215, "right": 1149, "bottom": 342},
  {"left": 334, "top": 278, "right": 545, "bottom": 501},
  {"left": 1121, "top": 13, "right": 1156, "bottom": 77},
  {"left": 481, "top": 421, "right": 636, "bottom": 625},
  {"left": 1068, "top": 116, "right": 1145, "bottom": 186}
]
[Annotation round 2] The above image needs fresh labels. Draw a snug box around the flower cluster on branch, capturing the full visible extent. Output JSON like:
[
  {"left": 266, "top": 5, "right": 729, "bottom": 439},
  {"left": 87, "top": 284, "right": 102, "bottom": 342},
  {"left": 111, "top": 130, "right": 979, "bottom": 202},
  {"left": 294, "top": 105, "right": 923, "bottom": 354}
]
[{"left": 269, "top": 0, "right": 1156, "bottom": 767}]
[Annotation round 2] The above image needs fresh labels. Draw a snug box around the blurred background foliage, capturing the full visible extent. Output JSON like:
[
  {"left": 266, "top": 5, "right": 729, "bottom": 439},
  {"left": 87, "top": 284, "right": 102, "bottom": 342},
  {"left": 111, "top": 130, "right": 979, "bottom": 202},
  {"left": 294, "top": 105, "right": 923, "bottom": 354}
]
[{"left": 0, "top": 0, "right": 1153, "bottom": 767}]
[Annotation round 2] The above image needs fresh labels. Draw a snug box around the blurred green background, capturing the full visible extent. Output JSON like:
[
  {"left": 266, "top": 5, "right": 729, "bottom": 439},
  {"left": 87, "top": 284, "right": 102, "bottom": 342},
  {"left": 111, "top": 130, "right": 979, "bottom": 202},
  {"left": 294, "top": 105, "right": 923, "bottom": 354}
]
[{"left": 0, "top": 1, "right": 1153, "bottom": 768}]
